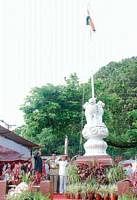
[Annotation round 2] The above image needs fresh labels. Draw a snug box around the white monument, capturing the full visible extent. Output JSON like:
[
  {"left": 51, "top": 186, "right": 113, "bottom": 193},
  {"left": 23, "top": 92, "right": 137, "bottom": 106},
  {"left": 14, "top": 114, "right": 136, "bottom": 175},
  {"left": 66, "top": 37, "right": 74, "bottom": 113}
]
[
  {"left": 76, "top": 7, "right": 112, "bottom": 164},
  {"left": 82, "top": 76, "right": 109, "bottom": 156}
]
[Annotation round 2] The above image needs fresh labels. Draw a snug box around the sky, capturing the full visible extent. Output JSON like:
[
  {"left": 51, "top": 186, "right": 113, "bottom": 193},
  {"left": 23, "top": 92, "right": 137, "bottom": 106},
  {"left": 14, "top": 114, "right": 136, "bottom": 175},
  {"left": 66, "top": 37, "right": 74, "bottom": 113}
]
[{"left": 0, "top": 0, "right": 137, "bottom": 127}]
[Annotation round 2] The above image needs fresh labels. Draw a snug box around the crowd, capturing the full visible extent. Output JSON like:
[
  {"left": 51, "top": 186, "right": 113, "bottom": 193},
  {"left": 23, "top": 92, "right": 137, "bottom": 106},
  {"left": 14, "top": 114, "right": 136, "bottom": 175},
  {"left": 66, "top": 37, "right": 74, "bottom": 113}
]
[
  {"left": 0, "top": 160, "right": 32, "bottom": 185},
  {"left": 0, "top": 151, "right": 69, "bottom": 194},
  {"left": 33, "top": 151, "right": 69, "bottom": 194}
]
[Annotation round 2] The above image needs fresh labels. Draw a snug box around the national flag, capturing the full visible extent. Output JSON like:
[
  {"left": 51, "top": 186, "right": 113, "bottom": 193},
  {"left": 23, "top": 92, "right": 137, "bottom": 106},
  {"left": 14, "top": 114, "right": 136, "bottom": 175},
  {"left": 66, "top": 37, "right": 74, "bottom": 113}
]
[{"left": 86, "top": 10, "right": 96, "bottom": 32}]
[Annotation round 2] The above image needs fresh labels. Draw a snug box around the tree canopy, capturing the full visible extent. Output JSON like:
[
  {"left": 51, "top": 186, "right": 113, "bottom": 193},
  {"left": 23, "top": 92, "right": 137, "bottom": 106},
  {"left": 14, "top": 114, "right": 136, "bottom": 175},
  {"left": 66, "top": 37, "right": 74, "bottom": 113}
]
[
  {"left": 94, "top": 57, "right": 137, "bottom": 157},
  {"left": 19, "top": 74, "right": 83, "bottom": 155},
  {"left": 18, "top": 57, "right": 137, "bottom": 158}
]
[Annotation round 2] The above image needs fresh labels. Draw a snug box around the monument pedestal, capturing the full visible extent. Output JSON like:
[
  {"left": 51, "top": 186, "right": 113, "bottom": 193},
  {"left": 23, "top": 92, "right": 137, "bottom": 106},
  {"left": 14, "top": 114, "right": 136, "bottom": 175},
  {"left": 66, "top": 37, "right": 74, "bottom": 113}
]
[{"left": 76, "top": 155, "right": 113, "bottom": 166}]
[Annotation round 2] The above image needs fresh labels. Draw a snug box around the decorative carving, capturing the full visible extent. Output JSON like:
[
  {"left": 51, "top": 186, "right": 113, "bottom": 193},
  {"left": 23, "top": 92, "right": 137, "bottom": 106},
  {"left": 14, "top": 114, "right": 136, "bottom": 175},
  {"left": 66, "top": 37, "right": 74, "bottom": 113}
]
[{"left": 82, "top": 98, "right": 109, "bottom": 156}]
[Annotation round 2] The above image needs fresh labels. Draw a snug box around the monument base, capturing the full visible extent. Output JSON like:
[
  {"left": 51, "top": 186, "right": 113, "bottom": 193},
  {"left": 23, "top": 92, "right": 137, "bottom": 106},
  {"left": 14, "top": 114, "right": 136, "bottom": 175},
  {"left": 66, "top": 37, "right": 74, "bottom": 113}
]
[{"left": 76, "top": 155, "right": 113, "bottom": 166}]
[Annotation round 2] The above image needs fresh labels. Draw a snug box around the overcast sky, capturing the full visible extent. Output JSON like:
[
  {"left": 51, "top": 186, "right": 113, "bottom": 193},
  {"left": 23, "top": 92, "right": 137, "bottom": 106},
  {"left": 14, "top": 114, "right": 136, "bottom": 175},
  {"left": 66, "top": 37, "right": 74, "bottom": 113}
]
[{"left": 0, "top": 0, "right": 137, "bottom": 127}]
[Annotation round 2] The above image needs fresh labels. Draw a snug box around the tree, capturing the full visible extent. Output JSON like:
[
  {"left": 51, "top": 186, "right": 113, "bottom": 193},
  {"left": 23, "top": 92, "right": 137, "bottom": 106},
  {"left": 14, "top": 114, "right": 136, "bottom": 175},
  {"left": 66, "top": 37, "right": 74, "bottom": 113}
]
[
  {"left": 94, "top": 57, "right": 137, "bottom": 158},
  {"left": 20, "top": 74, "right": 83, "bottom": 155},
  {"left": 18, "top": 58, "right": 137, "bottom": 159}
]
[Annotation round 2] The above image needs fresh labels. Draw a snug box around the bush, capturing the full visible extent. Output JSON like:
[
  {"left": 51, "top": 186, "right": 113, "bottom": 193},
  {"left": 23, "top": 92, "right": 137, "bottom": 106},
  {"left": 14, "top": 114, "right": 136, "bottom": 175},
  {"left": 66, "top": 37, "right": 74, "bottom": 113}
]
[
  {"left": 66, "top": 164, "right": 80, "bottom": 184},
  {"left": 7, "top": 191, "right": 50, "bottom": 200},
  {"left": 76, "top": 163, "right": 109, "bottom": 185},
  {"left": 106, "top": 164, "right": 126, "bottom": 184},
  {"left": 118, "top": 194, "right": 137, "bottom": 200}
]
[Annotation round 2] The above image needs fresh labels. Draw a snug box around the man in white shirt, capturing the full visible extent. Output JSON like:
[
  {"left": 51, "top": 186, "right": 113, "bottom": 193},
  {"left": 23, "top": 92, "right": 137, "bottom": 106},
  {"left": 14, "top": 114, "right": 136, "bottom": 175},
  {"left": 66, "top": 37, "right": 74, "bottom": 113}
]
[{"left": 56, "top": 155, "right": 68, "bottom": 194}]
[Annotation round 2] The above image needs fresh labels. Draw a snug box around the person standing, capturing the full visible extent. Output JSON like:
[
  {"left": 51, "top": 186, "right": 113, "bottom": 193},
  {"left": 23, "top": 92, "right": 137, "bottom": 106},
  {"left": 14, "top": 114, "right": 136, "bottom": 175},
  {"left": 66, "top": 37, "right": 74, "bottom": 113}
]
[
  {"left": 2, "top": 163, "right": 12, "bottom": 183},
  {"left": 34, "top": 150, "right": 42, "bottom": 184},
  {"left": 49, "top": 154, "right": 59, "bottom": 193},
  {"left": 56, "top": 155, "right": 68, "bottom": 194},
  {"left": 42, "top": 159, "right": 50, "bottom": 180}
]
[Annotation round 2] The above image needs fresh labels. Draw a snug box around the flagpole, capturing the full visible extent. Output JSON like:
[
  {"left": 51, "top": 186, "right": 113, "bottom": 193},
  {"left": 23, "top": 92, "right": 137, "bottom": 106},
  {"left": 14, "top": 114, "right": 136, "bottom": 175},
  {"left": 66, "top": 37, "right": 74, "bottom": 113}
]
[
  {"left": 79, "top": 5, "right": 96, "bottom": 155},
  {"left": 91, "top": 73, "right": 94, "bottom": 98},
  {"left": 88, "top": 9, "right": 95, "bottom": 99},
  {"left": 64, "top": 135, "right": 68, "bottom": 155}
]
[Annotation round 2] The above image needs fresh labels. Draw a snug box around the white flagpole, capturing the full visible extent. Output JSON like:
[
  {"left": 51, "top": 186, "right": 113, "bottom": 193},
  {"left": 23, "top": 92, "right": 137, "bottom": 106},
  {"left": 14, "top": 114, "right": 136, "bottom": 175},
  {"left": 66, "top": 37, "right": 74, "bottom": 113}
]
[
  {"left": 88, "top": 7, "right": 95, "bottom": 99},
  {"left": 91, "top": 73, "right": 95, "bottom": 98},
  {"left": 64, "top": 135, "right": 68, "bottom": 155}
]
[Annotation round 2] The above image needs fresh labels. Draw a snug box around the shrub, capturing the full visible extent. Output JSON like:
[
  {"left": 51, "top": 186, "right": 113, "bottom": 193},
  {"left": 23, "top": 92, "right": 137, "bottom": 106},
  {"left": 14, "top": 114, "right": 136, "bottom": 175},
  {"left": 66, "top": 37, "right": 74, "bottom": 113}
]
[
  {"left": 118, "top": 194, "right": 137, "bottom": 200},
  {"left": 76, "top": 163, "right": 109, "bottom": 185},
  {"left": 106, "top": 164, "right": 126, "bottom": 184},
  {"left": 7, "top": 191, "right": 50, "bottom": 200},
  {"left": 66, "top": 164, "right": 80, "bottom": 184}
]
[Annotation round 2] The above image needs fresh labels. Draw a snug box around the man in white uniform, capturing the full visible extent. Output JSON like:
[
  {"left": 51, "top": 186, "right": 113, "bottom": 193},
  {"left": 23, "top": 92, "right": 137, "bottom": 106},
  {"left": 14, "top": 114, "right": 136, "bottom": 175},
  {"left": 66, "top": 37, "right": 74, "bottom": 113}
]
[{"left": 56, "top": 155, "right": 68, "bottom": 194}]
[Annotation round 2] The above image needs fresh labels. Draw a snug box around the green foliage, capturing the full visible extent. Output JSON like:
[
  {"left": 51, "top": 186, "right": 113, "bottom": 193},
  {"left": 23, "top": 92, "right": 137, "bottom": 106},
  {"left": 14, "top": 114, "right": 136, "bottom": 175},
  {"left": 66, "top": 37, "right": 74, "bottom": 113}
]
[
  {"left": 106, "top": 165, "right": 126, "bottom": 184},
  {"left": 99, "top": 184, "right": 117, "bottom": 196},
  {"left": 17, "top": 57, "right": 137, "bottom": 158},
  {"left": 21, "top": 174, "right": 31, "bottom": 184},
  {"left": 66, "top": 164, "right": 80, "bottom": 184},
  {"left": 66, "top": 183, "right": 84, "bottom": 194},
  {"left": 118, "top": 195, "right": 137, "bottom": 200},
  {"left": 19, "top": 74, "right": 82, "bottom": 155},
  {"left": 66, "top": 182, "right": 98, "bottom": 195},
  {"left": 95, "top": 57, "right": 137, "bottom": 158},
  {"left": 7, "top": 191, "right": 50, "bottom": 200}
]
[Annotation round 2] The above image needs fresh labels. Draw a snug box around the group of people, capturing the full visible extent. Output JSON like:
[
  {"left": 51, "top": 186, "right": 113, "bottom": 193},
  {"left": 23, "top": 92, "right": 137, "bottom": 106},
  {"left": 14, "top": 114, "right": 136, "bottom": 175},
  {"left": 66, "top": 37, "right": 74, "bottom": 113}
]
[
  {"left": 48, "top": 154, "right": 69, "bottom": 194},
  {"left": 34, "top": 151, "right": 69, "bottom": 194},
  {"left": 0, "top": 160, "right": 32, "bottom": 185},
  {"left": 0, "top": 151, "right": 69, "bottom": 194}
]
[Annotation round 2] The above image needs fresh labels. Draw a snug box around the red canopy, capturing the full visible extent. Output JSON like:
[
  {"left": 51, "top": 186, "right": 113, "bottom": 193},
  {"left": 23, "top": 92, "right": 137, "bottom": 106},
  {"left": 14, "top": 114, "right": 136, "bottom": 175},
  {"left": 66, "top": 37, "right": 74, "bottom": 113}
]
[{"left": 0, "top": 145, "right": 28, "bottom": 162}]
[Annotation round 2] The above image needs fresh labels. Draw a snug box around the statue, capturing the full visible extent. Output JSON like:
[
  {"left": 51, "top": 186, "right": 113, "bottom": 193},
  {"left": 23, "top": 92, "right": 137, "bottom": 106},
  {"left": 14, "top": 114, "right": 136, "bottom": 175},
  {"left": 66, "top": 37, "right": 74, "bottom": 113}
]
[
  {"left": 83, "top": 98, "right": 96, "bottom": 126},
  {"left": 82, "top": 97, "right": 108, "bottom": 156},
  {"left": 83, "top": 98, "right": 105, "bottom": 126},
  {"left": 96, "top": 100, "right": 105, "bottom": 125}
]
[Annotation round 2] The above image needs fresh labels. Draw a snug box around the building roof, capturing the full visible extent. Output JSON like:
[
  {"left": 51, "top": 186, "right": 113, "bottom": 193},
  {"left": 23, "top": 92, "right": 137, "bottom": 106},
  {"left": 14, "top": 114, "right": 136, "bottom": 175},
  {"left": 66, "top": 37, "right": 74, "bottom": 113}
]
[
  {"left": 0, "top": 125, "right": 39, "bottom": 149},
  {"left": 0, "top": 145, "right": 25, "bottom": 162}
]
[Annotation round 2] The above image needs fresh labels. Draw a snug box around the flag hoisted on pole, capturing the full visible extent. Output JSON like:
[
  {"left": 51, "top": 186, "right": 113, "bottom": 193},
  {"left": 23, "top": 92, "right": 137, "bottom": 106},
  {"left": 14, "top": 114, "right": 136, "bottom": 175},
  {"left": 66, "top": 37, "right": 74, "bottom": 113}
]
[
  {"left": 86, "top": 9, "right": 96, "bottom": 32},
  {"left": 79, "top": 4, "right": 96, "bottom": 154},
  {"left": 86, "top": 5, "right": 96, "bottom": 98}
]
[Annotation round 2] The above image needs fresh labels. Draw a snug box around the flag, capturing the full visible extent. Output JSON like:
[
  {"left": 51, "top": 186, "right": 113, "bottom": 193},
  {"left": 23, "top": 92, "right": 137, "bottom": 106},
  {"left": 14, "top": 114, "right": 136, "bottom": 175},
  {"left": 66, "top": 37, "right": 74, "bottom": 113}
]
[{"left": 86, "top": 10, "right": 96, "bottom": 32}]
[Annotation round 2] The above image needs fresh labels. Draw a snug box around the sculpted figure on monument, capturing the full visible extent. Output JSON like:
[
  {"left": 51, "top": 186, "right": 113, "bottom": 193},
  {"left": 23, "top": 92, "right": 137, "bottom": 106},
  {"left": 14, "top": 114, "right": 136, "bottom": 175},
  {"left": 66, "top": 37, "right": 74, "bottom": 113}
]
[
  {"left": 83, "top": 98, "right": 105, "bottom": 126},
  {"left": 83, "top": 98, "right": 96, "bottom": 126},
  {"left": 96, "top": 100, "right": 105, "bottom": 125},
  {"left": 82, "top": 97, "right": 108, "bottom": 156}
]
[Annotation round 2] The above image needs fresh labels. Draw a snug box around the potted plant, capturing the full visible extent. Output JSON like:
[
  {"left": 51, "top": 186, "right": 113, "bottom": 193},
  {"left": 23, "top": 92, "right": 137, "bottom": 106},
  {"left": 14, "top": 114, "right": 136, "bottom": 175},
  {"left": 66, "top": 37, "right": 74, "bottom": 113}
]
[
  {"left": 7, "top": 191, "right": 50, "bottom": 200},
  {"left": 80, "top": 184, "right": 87, "bottom": 200},
  {"left": 108, "top": 184, "right": 118, "bottom": 200},
  {"left": 86, "top": 183, "right": 97, "bottom": 200},
  {"left": 92, "top": 184, "right": 102, "bottom": 200},
  {"left": 95, "top": 193, "right": 102, "bottom": 200},
  {"left": 67, "top": 164, "right": 80, "bottom": 185},
  {"left": 99, "top": 185, "right": 110, "bottom": 200},
  {"left": 74, "top": 184, "right": 82, "bottom": 199},
  {"left": 106, "top": 165, "right": 126, "bottom": 184},
  {"left": 70, "top": 184, "right": 79, "bottom": 199},
  {"left": 21, "top": 174, "right": 29, "bottom": 183},
  {"left": 66, "top": 184, "right": 75, "bottom": 199},
  {"left": 118, "top": 194, "right": 137, "bottom": 200}
]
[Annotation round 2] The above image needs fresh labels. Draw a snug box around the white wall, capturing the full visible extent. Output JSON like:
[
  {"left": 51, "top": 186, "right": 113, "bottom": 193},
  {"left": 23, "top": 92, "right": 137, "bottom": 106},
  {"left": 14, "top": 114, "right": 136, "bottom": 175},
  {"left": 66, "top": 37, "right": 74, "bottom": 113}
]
[{"left": 0, "top": 135, "right": 31, "bottom": 158}]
